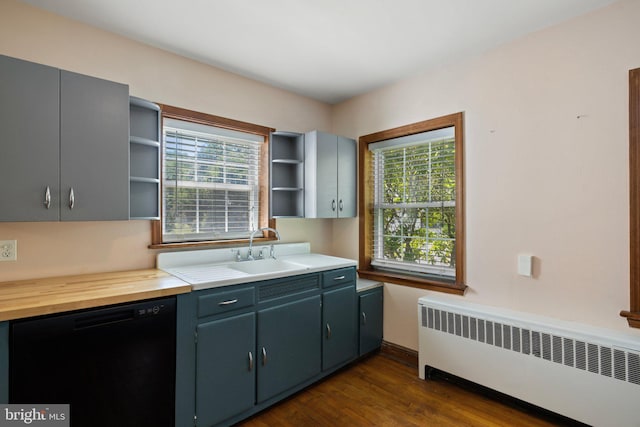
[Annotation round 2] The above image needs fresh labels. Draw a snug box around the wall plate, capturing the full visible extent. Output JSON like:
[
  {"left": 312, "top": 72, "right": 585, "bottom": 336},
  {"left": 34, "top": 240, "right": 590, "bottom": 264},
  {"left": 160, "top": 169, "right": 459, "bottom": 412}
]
[
  {"left": 517, "top": 254, "right": 532, "bottom": 277},
  {"left": 0, "top": 240, "right": 17, "bottom": 261}
]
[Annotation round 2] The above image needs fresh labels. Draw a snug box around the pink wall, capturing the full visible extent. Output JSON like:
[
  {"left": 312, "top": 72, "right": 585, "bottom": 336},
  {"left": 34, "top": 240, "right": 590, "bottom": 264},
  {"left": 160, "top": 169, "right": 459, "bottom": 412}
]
[
  {"left": 0, "top": 0, "right": 333, "bottom": 282},
  {"left": 2, "top": 0, "right": 640, "bottom": 350},
  {"left": 332, "top": 0, "right": 640, "bottom": 347}
]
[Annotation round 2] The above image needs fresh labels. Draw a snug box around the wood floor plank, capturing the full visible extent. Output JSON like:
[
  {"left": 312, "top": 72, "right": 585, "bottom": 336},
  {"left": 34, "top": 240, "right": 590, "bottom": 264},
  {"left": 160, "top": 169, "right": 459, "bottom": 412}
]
[{"left": 238, "top": 353, "right": 570, "bottom": 426}]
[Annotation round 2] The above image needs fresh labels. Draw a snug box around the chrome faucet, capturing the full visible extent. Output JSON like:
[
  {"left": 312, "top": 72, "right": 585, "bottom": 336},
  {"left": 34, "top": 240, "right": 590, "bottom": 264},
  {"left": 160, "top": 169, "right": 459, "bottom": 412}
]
[{"left": 247, "top": 227, "right": 281, "bottom": 260}]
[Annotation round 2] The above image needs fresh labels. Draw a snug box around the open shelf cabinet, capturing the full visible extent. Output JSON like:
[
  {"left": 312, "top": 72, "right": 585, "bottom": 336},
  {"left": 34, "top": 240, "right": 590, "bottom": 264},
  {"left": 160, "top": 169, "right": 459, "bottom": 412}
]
[
  {"left": 129, "top": 96, "right": 160, "bottom": 219},
  {"left": 270, "top": 131, "right": 304, "bottom": 217}
]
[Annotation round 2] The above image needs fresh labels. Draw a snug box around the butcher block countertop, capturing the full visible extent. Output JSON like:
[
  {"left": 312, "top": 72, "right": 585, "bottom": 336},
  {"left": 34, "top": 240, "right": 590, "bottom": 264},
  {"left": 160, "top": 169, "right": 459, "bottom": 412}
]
[{"left": 0, "top": 269, "right": 191, "bottom": 321}]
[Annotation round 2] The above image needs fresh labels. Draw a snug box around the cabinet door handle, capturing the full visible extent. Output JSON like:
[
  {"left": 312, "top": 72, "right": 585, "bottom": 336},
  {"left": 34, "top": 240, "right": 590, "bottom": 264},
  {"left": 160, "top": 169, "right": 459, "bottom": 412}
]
[
  {"left": 44, "top": 186, "right": 51, "bottom": 209},
  {"left": 218, "top": 299, "right": 238, "bottom": 306},
  {"left": 339, "top": 199, "right": 343, "bottom": 211},
  {"left": 333, "top": 276, "right": 346, "bottom": 281},
  {"left": 69, "top": 188, "right": 75, "bottom": 209},
  {"left": 248, "top": 351, "right": 254, "bottom": 372},
  {"left": 331, "top": 199, "right": 336, "bottom": 211},
  {"left": 261, "top": 347, "right": 267, "bottom": 366},
  {"left": 326, "top": 323, "right": 332, "bottom": 339},
  {"left": 362, "top": 312, "right": 367, "bottom": 325}
]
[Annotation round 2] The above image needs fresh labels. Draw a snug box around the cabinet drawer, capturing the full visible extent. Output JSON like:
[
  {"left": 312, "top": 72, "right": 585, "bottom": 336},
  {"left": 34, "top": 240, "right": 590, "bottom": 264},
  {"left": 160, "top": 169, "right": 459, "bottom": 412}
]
[
  {"left": 198, "top": 287, "right": 255, "bottom": 318},
  {"left": 322, "top": 267, "right": 356, "bottom": 288}
]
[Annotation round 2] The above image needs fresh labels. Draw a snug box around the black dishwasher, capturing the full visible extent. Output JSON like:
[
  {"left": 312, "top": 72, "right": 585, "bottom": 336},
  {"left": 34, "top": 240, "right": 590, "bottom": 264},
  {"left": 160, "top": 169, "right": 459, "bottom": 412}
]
[{"left": 9, "top": 296, "right": 176, "bottom": 427}]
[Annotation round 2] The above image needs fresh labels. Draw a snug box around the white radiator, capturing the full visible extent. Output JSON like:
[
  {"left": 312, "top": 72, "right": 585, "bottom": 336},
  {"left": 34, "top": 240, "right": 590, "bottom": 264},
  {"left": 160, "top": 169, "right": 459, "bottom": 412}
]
[{"left": 418, "top": 294, "right": 640, "bottom": 427}]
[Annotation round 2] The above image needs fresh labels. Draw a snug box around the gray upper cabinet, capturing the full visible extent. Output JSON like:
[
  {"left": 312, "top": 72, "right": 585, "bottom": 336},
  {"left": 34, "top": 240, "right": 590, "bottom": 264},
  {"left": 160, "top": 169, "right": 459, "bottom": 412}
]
[
  {"left": 0, "top": 55, "right": 129, "bottom": 222},
  {"left": 305, "top": 131, "right": 356, "bottom": 218},
  {"left": 0, "top": 55, "right": 60, "bottom": 221},
  {"left": 60, "top": 71, "right": 129, "bottom": 221}
]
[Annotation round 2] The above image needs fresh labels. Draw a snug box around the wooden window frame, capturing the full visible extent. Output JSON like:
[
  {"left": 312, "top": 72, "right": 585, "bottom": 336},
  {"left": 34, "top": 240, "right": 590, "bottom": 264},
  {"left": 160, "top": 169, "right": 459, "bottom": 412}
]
[
  {"left": 358, "top": 112, "right": 467, "bottom": 295},
  {"left": 621, "top": 68, "right": 640, "bottom": 328},
  {"left": 149, "top": 104, "right": 276, "bottom": 249}
]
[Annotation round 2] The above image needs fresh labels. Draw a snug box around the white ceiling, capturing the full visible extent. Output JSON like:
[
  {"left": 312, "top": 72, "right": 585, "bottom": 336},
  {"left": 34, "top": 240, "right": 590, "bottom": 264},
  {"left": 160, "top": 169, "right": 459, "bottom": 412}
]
[{"left": 21, "top": 0, "right": 616, "bottom": 104}]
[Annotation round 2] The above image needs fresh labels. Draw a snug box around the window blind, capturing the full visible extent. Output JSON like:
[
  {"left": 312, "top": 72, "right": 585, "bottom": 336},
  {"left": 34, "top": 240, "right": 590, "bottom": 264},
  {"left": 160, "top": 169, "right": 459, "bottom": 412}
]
[
  {"left": 369, "top": 126, "right": 456, "bottom": 278},
  {"left": 162, "top": 120, "right": 263, "bottom": 242}
]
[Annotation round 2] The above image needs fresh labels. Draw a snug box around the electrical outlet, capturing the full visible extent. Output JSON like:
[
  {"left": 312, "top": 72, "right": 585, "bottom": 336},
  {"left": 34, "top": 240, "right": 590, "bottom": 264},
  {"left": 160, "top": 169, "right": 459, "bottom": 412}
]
[{"left": 0, "top": 240, "right": 17, "bottom": 261}]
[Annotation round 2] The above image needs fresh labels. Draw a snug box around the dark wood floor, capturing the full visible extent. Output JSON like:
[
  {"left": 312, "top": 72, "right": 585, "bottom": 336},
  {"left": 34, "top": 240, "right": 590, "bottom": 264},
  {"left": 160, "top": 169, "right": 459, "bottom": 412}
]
[{"left": 237, "top": 352, "right": 573, "bottom": 427}]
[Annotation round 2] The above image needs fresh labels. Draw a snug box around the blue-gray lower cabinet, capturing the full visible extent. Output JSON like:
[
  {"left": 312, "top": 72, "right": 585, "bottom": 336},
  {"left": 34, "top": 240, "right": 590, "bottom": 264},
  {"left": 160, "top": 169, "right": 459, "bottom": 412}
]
[
  {"left": 196, "top": 312, "right": 256, "bottom": 427},
  {"left": 0, "top": 322, "right": 8, "bottom": 403},
  {"left": 176, "top": 267, "right": 358, "bottom": 427},
  {"left": 322, "top": 285, "right": 357, "bottom": 371},
  {"left": 257, "top": 295, "right": 321, "bottom": 403},
  {"left": 359, "top": 287, "right": 383, "bottom": 356}
]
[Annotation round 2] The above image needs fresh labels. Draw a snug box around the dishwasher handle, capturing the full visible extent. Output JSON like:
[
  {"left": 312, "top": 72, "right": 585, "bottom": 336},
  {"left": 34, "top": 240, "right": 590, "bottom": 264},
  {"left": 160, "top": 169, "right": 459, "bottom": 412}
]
[
  {"left": 74, "top": 309, "right": 136, "bottom": 330},
  {"left": 72, "top": 299, "right": 174, "bottom": 330}
]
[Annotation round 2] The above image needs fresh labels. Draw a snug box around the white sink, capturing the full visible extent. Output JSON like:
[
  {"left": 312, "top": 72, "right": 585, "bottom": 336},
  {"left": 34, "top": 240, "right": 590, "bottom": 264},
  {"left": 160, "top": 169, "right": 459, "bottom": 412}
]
[
  {"left": 229, "top": 259, "right": 305, "bottom": 275},
  {"left": 157, "top": 243, "right": 358, "bottom": 290}
]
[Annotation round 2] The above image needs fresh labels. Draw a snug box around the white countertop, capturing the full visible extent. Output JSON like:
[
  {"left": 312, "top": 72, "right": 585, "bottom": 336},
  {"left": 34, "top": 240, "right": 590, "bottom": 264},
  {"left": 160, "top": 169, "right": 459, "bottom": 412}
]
[
  {"left": 157, "top": 243, "right": 357, "bottom": 290},
  {"left": 357, "top": 278, "right": 384, "bottom": 292}
]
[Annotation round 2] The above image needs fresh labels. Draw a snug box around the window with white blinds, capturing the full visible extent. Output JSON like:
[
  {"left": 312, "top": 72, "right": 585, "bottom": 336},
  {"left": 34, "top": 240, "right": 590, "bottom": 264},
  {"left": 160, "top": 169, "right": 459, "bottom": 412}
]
[
  {"left": 369, "top": 126, "right": 456, "bottom": 279},
  {"left": 162, "top": 119, "right": 263, "bottom": 242}
]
